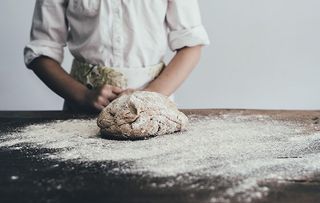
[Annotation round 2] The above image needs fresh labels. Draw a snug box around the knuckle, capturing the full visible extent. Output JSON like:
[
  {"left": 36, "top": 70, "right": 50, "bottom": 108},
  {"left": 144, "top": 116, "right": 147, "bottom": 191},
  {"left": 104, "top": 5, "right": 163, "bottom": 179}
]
[
  {"left": 102, "top": 88, "right": 111, "bottom": 95},
  {"left": 100, "top": 89, "right": 106, "bottom": 95},
  {"left": 93, "top": 102, "right": 99, "bottom": 109},
  {"left": 100, "top": 87, "right": 107, "bottom": 94},
  {"left": 98, "top": 95, "right": 104, "bottom": 102}
]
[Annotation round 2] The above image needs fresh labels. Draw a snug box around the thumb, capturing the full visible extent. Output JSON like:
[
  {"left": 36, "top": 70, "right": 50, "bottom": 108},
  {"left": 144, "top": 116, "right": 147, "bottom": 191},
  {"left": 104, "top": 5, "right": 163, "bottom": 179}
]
[{"left": 112, "top": 86, "right": 124, "bottom": 94}]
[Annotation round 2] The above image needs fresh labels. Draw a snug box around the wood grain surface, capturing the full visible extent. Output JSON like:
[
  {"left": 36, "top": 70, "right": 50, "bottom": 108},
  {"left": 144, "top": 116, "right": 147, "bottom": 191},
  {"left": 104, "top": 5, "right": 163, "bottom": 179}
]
[{"left": 0, "top": 110, "right": 319, "bottom": 203}]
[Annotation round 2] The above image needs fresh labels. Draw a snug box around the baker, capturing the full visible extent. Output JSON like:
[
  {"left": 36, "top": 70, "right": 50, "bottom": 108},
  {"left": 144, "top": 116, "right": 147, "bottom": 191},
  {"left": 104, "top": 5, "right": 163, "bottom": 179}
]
[{"left": 24, "top": 0, "right": 210, "bottom": 113}]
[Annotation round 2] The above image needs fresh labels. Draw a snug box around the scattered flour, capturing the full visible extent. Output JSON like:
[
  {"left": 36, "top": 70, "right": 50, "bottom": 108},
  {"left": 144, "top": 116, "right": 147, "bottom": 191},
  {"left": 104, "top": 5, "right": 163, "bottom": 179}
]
[{"left": 1, "top": 114, "right": 320, "bottom": 202}]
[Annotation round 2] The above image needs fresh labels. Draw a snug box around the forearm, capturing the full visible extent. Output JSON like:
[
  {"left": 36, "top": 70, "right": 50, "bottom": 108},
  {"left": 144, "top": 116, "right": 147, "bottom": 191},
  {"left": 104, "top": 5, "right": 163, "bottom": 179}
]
[
  {"left": 29, "top": 56, "right": 88, "bottom": 104},
  {"left": 144, "top": 45, "right": 203, "bottom": 96}
]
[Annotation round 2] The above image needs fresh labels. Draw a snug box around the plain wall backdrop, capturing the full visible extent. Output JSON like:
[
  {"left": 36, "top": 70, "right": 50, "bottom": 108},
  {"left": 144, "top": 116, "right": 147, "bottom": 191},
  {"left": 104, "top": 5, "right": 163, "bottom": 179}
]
[{"left": 1, "top": 0, "right": 320, "bottom": 110}]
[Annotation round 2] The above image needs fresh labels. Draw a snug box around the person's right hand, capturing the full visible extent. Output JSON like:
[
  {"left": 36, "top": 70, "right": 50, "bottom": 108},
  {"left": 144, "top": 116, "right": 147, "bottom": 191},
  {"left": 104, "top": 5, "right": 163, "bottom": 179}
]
[{"left": 79, "top": 85, "right": 123, "bottom": 112}]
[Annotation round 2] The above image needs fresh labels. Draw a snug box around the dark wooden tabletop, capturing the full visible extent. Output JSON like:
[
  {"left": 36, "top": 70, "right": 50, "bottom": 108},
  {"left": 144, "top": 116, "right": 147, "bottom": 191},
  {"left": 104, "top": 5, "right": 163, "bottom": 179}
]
[{"left": 0, "top": 110, "right": 320, "bottom": 203}]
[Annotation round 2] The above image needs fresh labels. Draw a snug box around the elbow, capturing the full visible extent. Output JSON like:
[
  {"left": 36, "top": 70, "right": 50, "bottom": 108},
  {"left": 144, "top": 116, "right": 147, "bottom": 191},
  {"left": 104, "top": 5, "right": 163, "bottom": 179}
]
[
  {"left": 176, "top": 45, "right": 203, "bottom": 59},
  {"left": 176, "top": 45, "right": 203, "bottom": 53}
]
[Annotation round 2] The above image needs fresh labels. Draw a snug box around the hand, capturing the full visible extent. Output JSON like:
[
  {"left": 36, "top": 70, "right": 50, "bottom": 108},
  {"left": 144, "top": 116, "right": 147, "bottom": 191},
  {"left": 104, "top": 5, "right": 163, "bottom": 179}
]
[
  {"left": 117, "top": 88, "right": 136, "bottom": 98},
  {"left": 78, "top": 85, "right": 123, "bottom": 112},
  {"left": 143, "top": 87, "right": 154, "bottom": 93}
]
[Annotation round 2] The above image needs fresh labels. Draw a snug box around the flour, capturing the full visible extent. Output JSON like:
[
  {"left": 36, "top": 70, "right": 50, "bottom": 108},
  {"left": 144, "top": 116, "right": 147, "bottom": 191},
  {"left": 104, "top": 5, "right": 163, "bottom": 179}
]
[{"left": 1, "top": 114, "right": 320, "bottom": 202}]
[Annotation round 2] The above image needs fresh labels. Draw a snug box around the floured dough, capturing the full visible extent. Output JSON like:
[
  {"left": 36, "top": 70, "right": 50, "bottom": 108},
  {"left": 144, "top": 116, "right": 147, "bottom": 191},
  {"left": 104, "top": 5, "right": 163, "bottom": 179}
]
[{"left": 97, "top": 91, "right": 188, "bottom": 140}]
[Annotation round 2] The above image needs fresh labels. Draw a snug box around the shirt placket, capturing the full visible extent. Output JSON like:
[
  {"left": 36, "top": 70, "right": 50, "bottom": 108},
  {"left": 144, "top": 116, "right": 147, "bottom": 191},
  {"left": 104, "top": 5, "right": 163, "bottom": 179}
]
[{"left": 111, "top": 0, "right": 122, "bottom": 67}]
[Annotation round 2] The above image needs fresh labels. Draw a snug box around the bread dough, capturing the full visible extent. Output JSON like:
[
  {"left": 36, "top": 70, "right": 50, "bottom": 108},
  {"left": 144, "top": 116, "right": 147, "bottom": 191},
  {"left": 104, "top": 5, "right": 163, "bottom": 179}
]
[{"left": 97, "top": 91, "right": 188, "bottom": 140}]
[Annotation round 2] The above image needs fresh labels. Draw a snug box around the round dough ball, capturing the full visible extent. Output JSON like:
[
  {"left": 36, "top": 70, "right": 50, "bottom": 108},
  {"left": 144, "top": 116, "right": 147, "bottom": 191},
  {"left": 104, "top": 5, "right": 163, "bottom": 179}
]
[{"left": 97, "top": 91, "right": 188, "bottom": 140}]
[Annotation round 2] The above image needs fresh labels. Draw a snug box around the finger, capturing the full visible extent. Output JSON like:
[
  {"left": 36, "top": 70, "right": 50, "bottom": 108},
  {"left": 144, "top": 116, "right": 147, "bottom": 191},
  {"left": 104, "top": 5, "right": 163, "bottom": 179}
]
[
  {"left": 93, "top": 102, "right": 104, "bottom": 111},
  {"left": 100, "top": 88, "right": 111, "bottom": 99},
  {"left": 123, "top": 89, "right": 134, "bottom": 96},
  {"left": 112, "top": 86, "right": 124, "bottom": 94},
  {"left": 100, "top": 85, "right": 122, "bottom": 96},
  {"left": 100, "top": 88, "right": 118, "bottom": 100},
  {"left": 101, "top": 84, "right": 111, "bottom": 89},
  {"left": 97, "top": 95, "right": 109, "bottom": 107},
  {"left": 108, "top": 92, "right": 118, "bottom": 101}
]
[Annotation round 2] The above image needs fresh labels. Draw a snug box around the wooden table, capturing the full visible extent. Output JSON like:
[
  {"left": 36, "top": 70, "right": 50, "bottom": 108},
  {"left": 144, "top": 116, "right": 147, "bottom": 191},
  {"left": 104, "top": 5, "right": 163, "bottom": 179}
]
[{"left": 0, "top": 110, "right": 320, "bottom": 203}]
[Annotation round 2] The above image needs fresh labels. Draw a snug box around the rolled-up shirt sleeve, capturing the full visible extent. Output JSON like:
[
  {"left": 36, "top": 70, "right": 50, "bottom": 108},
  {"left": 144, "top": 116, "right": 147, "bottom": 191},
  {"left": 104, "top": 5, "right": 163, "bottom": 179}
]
[
  {"left": 166, "top": 0, "right": 210, "bottom": 51},
  {"left": 24, "top": 0, "right": 68, "bottom": 67}
]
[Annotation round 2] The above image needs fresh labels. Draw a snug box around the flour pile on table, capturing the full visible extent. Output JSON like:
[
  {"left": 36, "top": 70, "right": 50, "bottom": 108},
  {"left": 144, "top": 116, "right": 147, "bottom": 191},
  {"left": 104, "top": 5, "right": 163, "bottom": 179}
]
[{"left": 1, "top": 114, "right": 320, "bottom": 203}]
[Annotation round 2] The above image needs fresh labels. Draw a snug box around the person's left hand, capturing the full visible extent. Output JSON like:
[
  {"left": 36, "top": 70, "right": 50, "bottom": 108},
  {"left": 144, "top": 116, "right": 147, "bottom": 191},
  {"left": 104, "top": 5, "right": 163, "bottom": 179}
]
[{"left": 117, "top": 88, "right": 136, "bottom": 98}]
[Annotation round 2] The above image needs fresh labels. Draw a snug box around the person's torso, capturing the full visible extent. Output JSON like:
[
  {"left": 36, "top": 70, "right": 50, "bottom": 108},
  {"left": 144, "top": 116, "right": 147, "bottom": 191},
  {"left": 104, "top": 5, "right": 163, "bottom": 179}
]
[{"left": 64, "top": 0, "right": 169, "bottom": 67}]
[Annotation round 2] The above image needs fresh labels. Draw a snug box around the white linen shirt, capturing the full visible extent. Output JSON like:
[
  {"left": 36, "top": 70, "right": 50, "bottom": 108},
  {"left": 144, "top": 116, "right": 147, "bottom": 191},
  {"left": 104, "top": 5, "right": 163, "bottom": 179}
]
[{"left": 24, "top": 0, "right": 210, "bottom": 68}]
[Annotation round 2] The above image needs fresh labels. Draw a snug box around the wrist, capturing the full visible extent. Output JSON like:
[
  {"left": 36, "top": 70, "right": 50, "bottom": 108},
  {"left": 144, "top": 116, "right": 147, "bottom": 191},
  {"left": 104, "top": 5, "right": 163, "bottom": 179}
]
[
  {"left": 143, "top": 87, "right": 153, "bottom": 92},
  {"left": 143, "top": 86, "right": 158, "bottom": 93},
  {"left": 72, "top": 86, "right": 91, "bottom": 106},
  {"left": 143, "top": 86, "right": 169, "bottom": 96}
]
